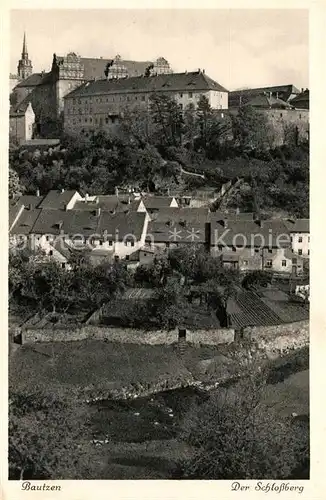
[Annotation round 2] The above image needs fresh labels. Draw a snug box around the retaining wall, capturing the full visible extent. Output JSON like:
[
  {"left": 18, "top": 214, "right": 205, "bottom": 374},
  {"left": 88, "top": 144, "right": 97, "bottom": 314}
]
[
  {"left": 243, "top": 320, "right": 309, "bottom": 357},
  {"left": 21, "top": 325, "right": 235, "bottom": 346}
]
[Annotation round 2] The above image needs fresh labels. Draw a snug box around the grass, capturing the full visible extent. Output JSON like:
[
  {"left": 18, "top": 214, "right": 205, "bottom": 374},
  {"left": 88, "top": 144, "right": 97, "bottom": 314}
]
[{"left": 9, "top": 340, "right": 193, "bottom": 394}]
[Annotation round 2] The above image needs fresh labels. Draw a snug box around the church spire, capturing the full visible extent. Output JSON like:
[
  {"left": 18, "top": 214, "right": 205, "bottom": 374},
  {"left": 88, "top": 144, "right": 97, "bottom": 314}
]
[
  {"left": 22, "top": 31, "right": 28, "bottom": 57},
  {"left": 17, "top": 31, "right": 33, "bottom": 80}
]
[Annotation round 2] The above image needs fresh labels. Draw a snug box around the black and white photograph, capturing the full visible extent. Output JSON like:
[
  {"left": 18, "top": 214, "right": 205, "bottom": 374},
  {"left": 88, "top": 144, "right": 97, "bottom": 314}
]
[{"left": 6, "top": 5, "right": 314, "bottom": 488}]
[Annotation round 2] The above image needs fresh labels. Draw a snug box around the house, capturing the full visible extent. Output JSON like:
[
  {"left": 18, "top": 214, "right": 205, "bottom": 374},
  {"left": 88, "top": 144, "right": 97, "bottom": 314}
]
[
  {"left": 125, "top": 246, "right": 158, "bottom": 269},
  {"left": 284, "top": 219, "right": 310, "bottom": 256},
  {"left": 210, "top": 218, "right": 292, "bottom": 271},
  {"left": 38, "top": 189, "right": 83, "bottom": 210},
  {"left": 73, "top": 194, "right": 147, "bottom": 214},
  {"left": 9, "top": 189, "right": 150, "bottom": 263},
  {"left": 245, "top": 94, "right": 294, "bottom": 110},
  {"left": 9, "top": 101, "right": 35, "bottom": 144},
  {"left": 63, "top": 70, "right": 229, "bottom": 134},
  {"left": 262, "top": 247, "right": 307, "bottom": 275},
  {"left": 142, "top": 196, "right": 179, "bottom": 213},
  {"left": 290, "top": 89, "right": 309, "bottom": 110},
  {"left": 147, "top": 208, "right": 208, "bottom": 250},
  {"left": 228, "top": 84, "right": 300, "bottom": 108}
]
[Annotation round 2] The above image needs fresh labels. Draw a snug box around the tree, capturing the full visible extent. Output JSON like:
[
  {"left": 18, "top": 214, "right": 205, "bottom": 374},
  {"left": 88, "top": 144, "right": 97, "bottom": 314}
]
[
  {"left": 242, "top": 270, "right": 272, "bottom": 290},
  {"left": 179, "top": 369, "right": 309, "bottom": 479},
  {"left": 9, "top": 388, "right": 90, "bottom": 479},
  {"left": 149, "top": 93, "right": 184, "bottom": 148},
  {"left": 9, "top": 168, "right": 23, "bottom": 198},
  {"left": 232, "top": 106, "right": 275, "bottom": 152},
  {"left": 152, "top": 280, "right": 188, "bottom": 329}
]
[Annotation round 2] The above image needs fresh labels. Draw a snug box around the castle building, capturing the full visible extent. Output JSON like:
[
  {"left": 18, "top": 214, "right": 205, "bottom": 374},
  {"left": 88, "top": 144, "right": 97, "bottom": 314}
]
[
  {"left": 63, "top": 70, "right": 229, "bottom": 134},
  {"left": 10, "top": 36, "right": 174, "bottom": 136}
]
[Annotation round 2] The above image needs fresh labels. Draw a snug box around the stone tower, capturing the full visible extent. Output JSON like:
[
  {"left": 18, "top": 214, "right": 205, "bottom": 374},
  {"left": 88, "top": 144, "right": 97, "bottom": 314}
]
[{"left": 17, "top": 32, "right": 33, "bottom": 80}]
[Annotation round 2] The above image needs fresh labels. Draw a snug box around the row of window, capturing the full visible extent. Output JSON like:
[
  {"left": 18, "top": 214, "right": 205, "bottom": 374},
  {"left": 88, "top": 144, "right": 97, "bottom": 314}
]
[
  {"left": 69, "top": 116, "right": 118, "bottom": 126},
  {"left": 46, "top": 235, "right": 134, "bottom": 246},
  {"left": 71, "top": 95, "right": 147, "bottom": 105}
]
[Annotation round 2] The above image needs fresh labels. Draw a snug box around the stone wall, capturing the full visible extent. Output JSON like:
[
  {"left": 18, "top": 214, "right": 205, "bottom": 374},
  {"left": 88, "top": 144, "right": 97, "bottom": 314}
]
[
  {"left": 243, "top": 320, "right": 309, "bottom": 357},
  {"left": 20, "top": 325, "right": 235, "bottom": 346}
]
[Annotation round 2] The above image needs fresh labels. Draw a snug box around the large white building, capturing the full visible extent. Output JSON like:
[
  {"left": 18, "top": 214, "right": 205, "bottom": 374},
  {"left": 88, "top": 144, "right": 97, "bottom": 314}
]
[{"left": 63, "top": 70, "right": 229, "bottom": 134}]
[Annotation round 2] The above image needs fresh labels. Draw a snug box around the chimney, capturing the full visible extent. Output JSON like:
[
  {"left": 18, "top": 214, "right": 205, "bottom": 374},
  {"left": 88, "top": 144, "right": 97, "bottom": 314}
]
[
  {"left": 63, "top": 203, "right": 68, "bottom": 211},
  {"left": 236, "top": 207, "right": 240, "bottom": 215},
  {"left": 61, "top": 188, "right": 65, "bottom": 193},
  {"left": 202, "top": 69, "right": 205, "bottom": 74},
  {"left": 115, "top": 186, "right": 119, "bottom": 197},
  {"left": 301, "top": 88, "right": 304, "bottom": 93},
  {"left": 128, "top": 196, "right": 131, "bottom": 204},
  {"left": 85, "top": 193, "right": 89, "bottom": 202},
  {"left": 36, "top": 188, "right": 40, "bottom": 197},
  {"left": 96, "top": 207, "right": 101, "bottom": 217},
  {"left": 224, "top": 218, "right": 228, "bottom": 228}
]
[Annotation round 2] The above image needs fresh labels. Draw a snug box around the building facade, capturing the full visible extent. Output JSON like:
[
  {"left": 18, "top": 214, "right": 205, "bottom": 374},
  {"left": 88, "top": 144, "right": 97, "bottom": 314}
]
[
  {"left": 10, "top": 38, "right": 174, "bottom": 136},
  {"left": 63, "top": 70, "right": 229, "bottom": 134},
  {"left": 9, "top": 101, "right": 35, "bottom": 144}
]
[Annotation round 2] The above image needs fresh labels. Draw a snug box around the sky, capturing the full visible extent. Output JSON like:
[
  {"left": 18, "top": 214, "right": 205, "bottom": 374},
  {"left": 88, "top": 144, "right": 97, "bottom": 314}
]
[{"left": 10, "top": 9, "right": 309, "bottom": 91}]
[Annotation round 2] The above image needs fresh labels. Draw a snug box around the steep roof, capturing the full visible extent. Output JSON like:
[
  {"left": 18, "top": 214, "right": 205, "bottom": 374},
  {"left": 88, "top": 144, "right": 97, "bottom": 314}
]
[
  {"left": 210, "top": 219, "right": 291, "bottom": 247},
  {"left": 10, "top": 208, "right": 42, "bottom": 235},
  {"left": 38, "top": 190, "right": 79, "bottom": 210},
  {"left": 10, "top": 195, "right": 44, "bottom": 209},
  {"left": 81, "top": 57, "right": 151, "bottom": 80},
  {"left": 64, "top": 71, "right": 228, "bottom": 99},
  {"left": 245, "top": 94, "right": 293, "bottom": 109},
  {"left": 143, "top": 196, "right": 178, "bottom": 210},
  {"left": 97, "top": 211, "right": 146, "bottom": 240},
  {"left": 10, "top": 95, "right": 34, "bottom": 116},
  {"left": 31, "top": 208, "right": 146, "bottom": 240},
  {"left": 147, "top": 220, "right": 206, "bottom": 244},
  {"left": 150, "top": 207, "right": 210, "bottom": 224},
  {"left": 229, "top": 84, "right": 300, "bottom": 107},
  {"left": 14, "top": 72, "right": 52, "bottom": 88},
  {"left": 290, "top": 90, "right": 309, "bottom": 109}
]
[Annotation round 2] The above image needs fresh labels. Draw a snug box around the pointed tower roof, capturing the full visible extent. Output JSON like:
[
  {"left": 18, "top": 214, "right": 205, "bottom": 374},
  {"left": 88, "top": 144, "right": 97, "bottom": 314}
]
[{"left": 22, "top": 31, "right": 28, "bottom": 57}]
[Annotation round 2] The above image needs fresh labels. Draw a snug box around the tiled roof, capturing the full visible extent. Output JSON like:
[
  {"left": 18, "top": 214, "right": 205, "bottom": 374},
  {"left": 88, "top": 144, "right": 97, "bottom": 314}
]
[
  {"left": 31, "top": 208, "right": 146, "bottom": 240},
  {"left": 147, "top": 220, "right": 206, "bottom": 244},
  {"left": 15, "top": 72, "right": 52, "bottom": 88},
  {"left": 245, "top": 94, "right": 293, "bottom": 109},
  {"left": 10, "top": 99, "right": 32, "bottom": 117},
  {"left": 143, "top": 196, "right": 177, "bottom": 210},
  {"left": 290, "top": 90, "right": 309, "bottom": 108},
  {"left": 10, "top": 195, "right": 44, "bottom": 209},
  {"left": 10, "top": 208, "right": 42, "bottom": 235},
  {"left": 64, "top": 71, "right": 228, "bottom": 99},
  {"left": 211, "top": 219, "right": 291, "bottom": 247},
  {"left": 73, "top": 195, "right": 141, "bottom": 213},
  {"left": 97, "top": 211, "right": 146, "bottom": 240},
  {"left": 284, "top": 218, "right": 309, "bottom": 233},
  {"left": 150, "top": 207, "right": 210, "bottom": 224},
  {"left": 228, "top": 84, "right": 300, "bottom": 107},
  {"left": 38, "top": 190, "right": 79, "bottom": 210}
]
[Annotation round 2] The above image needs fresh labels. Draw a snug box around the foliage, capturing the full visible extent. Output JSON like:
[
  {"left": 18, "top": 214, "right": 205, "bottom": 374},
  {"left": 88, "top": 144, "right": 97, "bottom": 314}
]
[
  {"left": 231, "top": 106, "right": 276, "bottom": 153},
  {"left": 9, "top": 388, "right": 90, "bottom": 479},
  {"left": 9, "top": 250, "right": 131, "bottom": 313},
  {"left": 179, "top": 368, "right": 309, "bottom": 479},
  {"left": 9, "top": 167, "right": 23, "bottom": 198},
  {"left": 151, "top": 280, "right": 189, "bottom": 330},
  {"left": 242, "top": 270, "right": 273, "bottom": 290}
]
